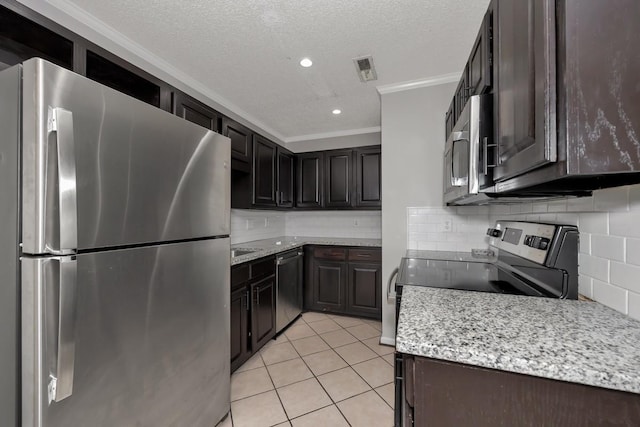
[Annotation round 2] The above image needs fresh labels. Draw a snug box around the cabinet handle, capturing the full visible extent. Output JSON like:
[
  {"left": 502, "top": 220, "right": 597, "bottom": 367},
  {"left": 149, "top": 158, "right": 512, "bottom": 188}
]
[
  {"left": 483, "top": 137, "right": 497, "bottom": 175},
  {"left": 245, "top": 290, "right": 250, "bottom": 311},
  {"left": 255, "top": 287, "right": 260, "bottom": 306},
  {"left": 355, "top": 253, "right": 372, "bottom": 258}
]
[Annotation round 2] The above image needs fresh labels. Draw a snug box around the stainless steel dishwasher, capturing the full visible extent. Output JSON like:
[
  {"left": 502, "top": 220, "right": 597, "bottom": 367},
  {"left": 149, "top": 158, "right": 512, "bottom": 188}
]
[{"left": 276, "top": 249, "right": 304, "bottom": 333}]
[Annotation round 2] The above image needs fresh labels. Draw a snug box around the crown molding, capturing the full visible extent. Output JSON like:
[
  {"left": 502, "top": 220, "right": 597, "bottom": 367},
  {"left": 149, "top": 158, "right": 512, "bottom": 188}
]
[
  {"left": 285, "top": 126, "right": 381, "bottom": 143},
  {"left": 19, "top": 0, "right": 287, "bottom": 143},
  {"left": 376, "top": 72, "right": 461, "bottom": 95}
]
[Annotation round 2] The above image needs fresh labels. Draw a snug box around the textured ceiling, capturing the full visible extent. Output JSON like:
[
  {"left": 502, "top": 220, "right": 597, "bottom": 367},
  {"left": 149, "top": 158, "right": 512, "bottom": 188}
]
[{"left": 59, "top": 0, "right": 490, "bottom": 141}]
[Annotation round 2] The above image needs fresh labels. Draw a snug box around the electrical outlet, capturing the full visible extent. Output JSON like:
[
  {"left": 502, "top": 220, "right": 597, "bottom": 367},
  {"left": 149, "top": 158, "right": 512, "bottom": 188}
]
[
  {"left": 264, "top": 218, "right": 269, "bottom": 227},
  {"left": 443, "top": 219, "right": 452, "bottom": 232},
  {"left": 354, "top": 219, "right": 359, "bottom": 226},
  {"left": 245, "top": 219, "right": 254, "bottom": 230}
]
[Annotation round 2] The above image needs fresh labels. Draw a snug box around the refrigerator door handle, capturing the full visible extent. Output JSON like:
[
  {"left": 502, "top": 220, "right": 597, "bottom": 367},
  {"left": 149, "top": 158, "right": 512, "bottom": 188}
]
[
  {"left": 48, "top": 255, "right": 78, "bottom": 403},
  {"left": 48, "top": 107, "right": 78, "bottom": 254}
]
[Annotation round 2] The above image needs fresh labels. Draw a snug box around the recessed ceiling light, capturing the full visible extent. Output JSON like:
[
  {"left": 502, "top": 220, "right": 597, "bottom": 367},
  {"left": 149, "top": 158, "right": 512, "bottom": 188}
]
[
  {"left": 299, "top": 58, "right": 313, "bottom": 67},
  {"left": 332, "top": 109, "right": 342, "bottom": 115}
]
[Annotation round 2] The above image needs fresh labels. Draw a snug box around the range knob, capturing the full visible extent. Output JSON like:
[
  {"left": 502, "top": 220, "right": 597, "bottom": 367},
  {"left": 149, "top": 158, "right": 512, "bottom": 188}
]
[
  {"left": 524, "top": 235, "right": 550, "bottom": 250},
  {"left": 486, "top": 228, "right": 502, "bottom": 238}
]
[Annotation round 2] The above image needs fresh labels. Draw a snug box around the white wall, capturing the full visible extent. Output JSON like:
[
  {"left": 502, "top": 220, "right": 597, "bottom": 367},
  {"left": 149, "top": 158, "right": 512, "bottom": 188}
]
[
  {"left": 284, "top": 132, "right": 380, "bottom": 153},
  {"left": 230, "top": 209, "right": 286, "bottom": 244},
  {"left": 380, "top": 82, "right": 457, "bottom": 344}
]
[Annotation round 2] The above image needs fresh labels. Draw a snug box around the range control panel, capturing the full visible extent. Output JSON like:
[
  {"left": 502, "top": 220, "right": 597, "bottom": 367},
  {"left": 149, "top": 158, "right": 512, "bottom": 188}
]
[{"left": 487, "top": 221, "right": 566, "bottom": 265}]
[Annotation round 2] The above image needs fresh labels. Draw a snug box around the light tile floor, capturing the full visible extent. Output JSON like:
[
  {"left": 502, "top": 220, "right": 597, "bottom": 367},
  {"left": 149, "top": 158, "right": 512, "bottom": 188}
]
[{"left": 220, "top": 312, "right": 394, "bottom": 427}]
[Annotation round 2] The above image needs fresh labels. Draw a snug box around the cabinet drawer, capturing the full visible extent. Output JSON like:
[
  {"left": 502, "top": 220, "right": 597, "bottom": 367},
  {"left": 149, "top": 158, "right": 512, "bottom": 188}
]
[
  {"left": 313, "top": 247, "right": 347, "bottom": 261},
  {"left": 348, "top": 248, "right": 381, "bottom": 262},
  {"left": 251, "top": 256, "right": 275, "bottom": 279},
  {"left": 231, "top": 263, "right": 250, "bottom": 289}
]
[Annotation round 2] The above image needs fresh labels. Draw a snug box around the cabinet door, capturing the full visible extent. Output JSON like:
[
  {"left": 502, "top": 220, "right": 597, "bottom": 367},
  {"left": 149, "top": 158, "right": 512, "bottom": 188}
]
[
  {"left": 251, "top": 275, "right": 276, "bottom": 351},
  {"left": 494, "top": 0, "right": 557, "bottom": 182},
  {"left": 325, "top": 150, "right": 353, "bottom": 208},
  {"left": 445, "top": 99, "right": 455, "bottom": 139},
  {"left": 313, "top": 259, "right": 346, "bottom": 312},
  {"left": 0, "top": 5, "right": 73, "bottom": 71},
  {"left": 230, "top": 287, "right": 250, "bottom": 373},
  {"left": 454, "top": 66, "right": 469, "bottom": 118},
  {"left": 467, "top": 9, "right": 492, "bottom": 96},
  {"left": 355, "top": 147, "right": 382, "bottom": 208},
  {"left": 253, "top": 135, "right": 277, "bottom": 207},
  {"left": 297, "top": 152, "right": 324, "bottom": 208},
  {"left": 277, "top": 149, "right": 295, "bottom": 208},
  {"left": 173, "top": 91, "right": 221, "bottom": 132},
  {"left": 346, "top": 260, "right": 381, "bottom": 319},
  {"left": 222, "top": 117, "right": 253, "bottom": 172}
]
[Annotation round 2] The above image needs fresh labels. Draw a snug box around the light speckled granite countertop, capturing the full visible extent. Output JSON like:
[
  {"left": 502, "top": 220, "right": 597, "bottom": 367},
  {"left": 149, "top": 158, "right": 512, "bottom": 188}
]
[
  {"left": 396, "top": 285, "right": 640, "bottom": 394},
  {"left": 231, "top": 236, "right": 381, "bottom": 265}
]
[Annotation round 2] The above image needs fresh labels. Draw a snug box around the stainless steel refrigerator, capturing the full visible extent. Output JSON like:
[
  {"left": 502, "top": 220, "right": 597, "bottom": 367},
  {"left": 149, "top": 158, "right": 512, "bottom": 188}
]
[{"left": 0, "top": 58, "right": 231, "bottom": 427}]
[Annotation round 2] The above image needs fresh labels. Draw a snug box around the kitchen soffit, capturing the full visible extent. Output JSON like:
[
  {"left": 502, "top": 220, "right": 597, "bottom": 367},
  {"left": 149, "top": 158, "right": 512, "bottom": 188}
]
[{"left": 28, "top": 0, "right": 489, "bottom": 142}]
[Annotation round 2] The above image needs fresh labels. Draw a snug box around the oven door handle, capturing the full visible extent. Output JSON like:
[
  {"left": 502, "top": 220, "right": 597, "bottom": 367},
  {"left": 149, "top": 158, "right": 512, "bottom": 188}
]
[{"left": 387, "top": 267, "right": 399, "bottom": 301}]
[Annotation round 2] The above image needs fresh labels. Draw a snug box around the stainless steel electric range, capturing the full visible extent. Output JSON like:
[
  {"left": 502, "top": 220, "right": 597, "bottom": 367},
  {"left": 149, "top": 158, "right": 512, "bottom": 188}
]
[{"left": 393, "top": 220, "right": 580, "bottom": 427}]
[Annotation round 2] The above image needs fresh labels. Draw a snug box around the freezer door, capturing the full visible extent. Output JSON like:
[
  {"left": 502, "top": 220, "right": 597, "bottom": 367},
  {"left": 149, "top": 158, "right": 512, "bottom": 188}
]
[
  {"left": 20, "top": 58, "right": 230, "bottom": 254},
  {"left": 21, "top": 238, "right": 230, "bottom": 427}
]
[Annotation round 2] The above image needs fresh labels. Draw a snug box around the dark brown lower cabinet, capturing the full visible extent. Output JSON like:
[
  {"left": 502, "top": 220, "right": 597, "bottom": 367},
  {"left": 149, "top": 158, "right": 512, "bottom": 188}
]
[
  {"left": 399, "top": 355, "right": 640, "bottom": 426},
  {"left": 305, "top": 246, "right": 381, "bottom": 319},
  {"left": 250, "top": 275, "right": 276, "bottom": 350},
  {"left": 230, "top": 287, "right": 250, "bottom": 372},
  {"left": 230, "top": 256, "right": 276, "bottom": 373},
  {"left": 346, "top": 262, "right": 381, "bottom": 317}
]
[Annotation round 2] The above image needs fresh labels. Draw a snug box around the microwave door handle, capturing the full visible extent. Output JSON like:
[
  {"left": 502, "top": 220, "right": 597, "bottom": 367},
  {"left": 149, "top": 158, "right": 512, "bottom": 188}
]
[{"left": 48, "top": 108, "right": 78, "bottom": 254}]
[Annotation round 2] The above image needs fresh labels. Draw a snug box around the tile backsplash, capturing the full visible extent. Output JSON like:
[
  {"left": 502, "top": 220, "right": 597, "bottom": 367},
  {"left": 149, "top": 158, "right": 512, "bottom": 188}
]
[
  {"left": 231, "top": 209, "right": 381, "bottom": 244},
  {"left": 286, "top": 211, "right": 382, "bottom": 239},
  {"left": 408, "top": 184, "right": 640, "bottom": 322}
]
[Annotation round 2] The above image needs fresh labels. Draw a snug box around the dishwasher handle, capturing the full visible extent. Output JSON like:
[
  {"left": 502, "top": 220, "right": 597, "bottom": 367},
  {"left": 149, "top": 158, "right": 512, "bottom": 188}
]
[{"left": 387, "top": 267, "right": 399, "bottom": 301}]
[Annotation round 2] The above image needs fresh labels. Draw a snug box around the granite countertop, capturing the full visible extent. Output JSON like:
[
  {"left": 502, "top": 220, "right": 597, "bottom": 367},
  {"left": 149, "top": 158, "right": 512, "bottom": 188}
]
[
  {"left": 231, "top": 236, "right": 381, "bottom": 265},
  {"left": 396, "top": 285, "right": 640, "bottom": 394}
]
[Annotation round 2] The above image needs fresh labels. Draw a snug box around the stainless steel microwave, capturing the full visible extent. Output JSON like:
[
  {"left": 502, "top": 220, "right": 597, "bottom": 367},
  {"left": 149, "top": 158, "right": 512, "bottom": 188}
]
[{"left": 443, "top": 95, "right": 494, "bottom": 205}]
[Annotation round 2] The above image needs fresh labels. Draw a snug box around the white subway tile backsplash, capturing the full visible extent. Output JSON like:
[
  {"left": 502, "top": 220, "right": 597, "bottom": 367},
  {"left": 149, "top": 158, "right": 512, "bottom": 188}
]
[
  {"left": 610, "top": 212, "right": 640, "bottom": 238},
  {"left": 625, "top": 238, "right": 640, "bottom": 267},
  {"left": 579, "top": 233, "right": 591, "bottom": 255},
  {"left": 578, "top": 212, "right": 608, "bottom": 234},
  {"left": 610, "top": 262, "right": 640, "bottom": 294},
  {"left": 628, "top": 292, "right": 640, "bottom": 321},
  {"left": 578, "top": 275, "right": 593, "bottom": 299},
  {"left": 593, "top": 186, "right": 628, "bottom": 212},
  {"left": 590, "top": 235, "right": 625, "bottom": 262},
  {"left": 406, "top": 184, "right": 640, "bottom": 321},
  {"left": 578, "top": 253, "right": 609, "bottom": 282},
  {"left": 592, "top": 279, "right": 627, "bottom": 313}
]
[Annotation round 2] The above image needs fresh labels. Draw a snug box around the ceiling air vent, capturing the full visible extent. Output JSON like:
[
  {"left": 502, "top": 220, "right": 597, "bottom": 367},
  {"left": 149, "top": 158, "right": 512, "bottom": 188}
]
[{"left": 353, "top": 55, "right": 377, "bottom": 82}]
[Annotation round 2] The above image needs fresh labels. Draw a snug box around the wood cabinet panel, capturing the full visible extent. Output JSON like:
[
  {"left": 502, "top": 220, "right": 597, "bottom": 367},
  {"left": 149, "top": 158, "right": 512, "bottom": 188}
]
[
  {"left": 222, "top": 117, "right": 253, "bottom": 171},
  {"left": 251, "top": 275, "right": 276, "bottom": 350},
  {"left": 173, "top": 91, "right": 220, "bottom": 131},
  {"left": 407, "top": 357, "right": 640, "bottom": 426},
  {"left": 346, "top": 263, "right": 381, "bottom": 317},
  {"left": 355, "top": 147, "right": 382, "bottom": 208},
  {"left": 230, "top": 287, "right": 250, "bottom": 372},
  {"left": 325, "top": 150, "right": 353, "bottom": 208},
  {"left": 314, "top": 260, "right": 346, "bottom": 312},
  {"left": 253, "top": 135, "right": 277, "bottom": 207},
  {"left": 277, "top": 149, "right": 295, "bottom": 208},
  {"left": 297, "top": 152, "right": 324, "bottom": 208}
]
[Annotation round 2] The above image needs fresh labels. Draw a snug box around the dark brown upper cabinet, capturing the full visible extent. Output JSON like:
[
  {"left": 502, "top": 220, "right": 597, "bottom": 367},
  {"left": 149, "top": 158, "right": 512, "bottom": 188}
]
[
  {"left": 468, "top": 8, "right": 492, "bottom": 96},
  {"left": 0, "top": 4, "right": 73, "bottom": 71},
  {"left": 252, "top": 135, "right": 278, "bottom": 207},
  {"left": 297, "top": 152, "right": 325, "bottom": 209},
  {"left": 173, "top": 91, "right": 221, "bottom": 132},
  {"left": 354, "top": 147, "right": 382, "bottom": 208},
  {"left": 493, "top": 0, "right": 556, "bottom": 183},
  {"left": 325, "top": 150, "right": 353, "bottom": 208},
  {"left": 222, "top": 117, "right": 253, "bottom": 173},
  {"left": 454, "top": 66, "right": 470, "bottom": 119},
  {"left": 277, "top": 148, "right": 295, "bottom": 208},
  {"left": 85, "top": 50, "right": 162, "bottom": 109}
]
